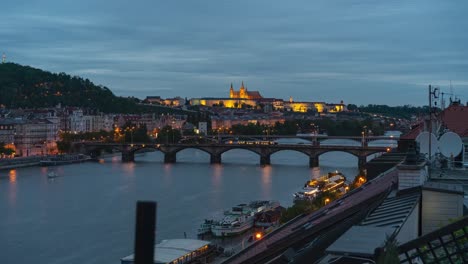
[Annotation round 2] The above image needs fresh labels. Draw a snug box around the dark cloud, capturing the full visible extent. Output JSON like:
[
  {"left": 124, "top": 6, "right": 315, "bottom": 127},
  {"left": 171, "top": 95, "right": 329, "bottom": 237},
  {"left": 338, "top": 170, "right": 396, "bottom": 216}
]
[{"left": 1, "top": 0, "right": 467, "bottom": 105}]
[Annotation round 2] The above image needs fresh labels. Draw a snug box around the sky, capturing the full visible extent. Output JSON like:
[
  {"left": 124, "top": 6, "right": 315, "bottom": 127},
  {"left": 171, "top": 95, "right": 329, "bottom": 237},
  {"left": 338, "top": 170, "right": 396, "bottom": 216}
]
[{"left": 1, "top": 0, "right": 467, "bottom": 106}]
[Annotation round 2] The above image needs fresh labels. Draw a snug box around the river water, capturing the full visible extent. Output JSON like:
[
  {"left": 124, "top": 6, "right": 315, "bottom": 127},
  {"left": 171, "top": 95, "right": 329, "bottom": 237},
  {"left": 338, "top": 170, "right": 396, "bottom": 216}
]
[{"left": 0, "top": 139, "right": 395, "bottom": 264}]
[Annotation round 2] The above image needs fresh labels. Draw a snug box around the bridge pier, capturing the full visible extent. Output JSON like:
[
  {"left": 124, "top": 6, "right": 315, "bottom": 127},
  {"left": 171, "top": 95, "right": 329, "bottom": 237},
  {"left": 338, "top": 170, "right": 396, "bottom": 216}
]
[
  {"left": 260, "top": 155, "right": 271, "bottom": 166},
  {"left": 210, "top": 154, "right": 222, "bottom": 164},
  {"left": 122, "top": 150, "right": 135, "bottom": 162},
  {"left": 164, "top": 153, "right": 177, "bottom": 163},
  {"left": 309, "top": 156, "right": 319, "bottom": 168},
  {"left": 358, "top": 155, "right": 367, "bottom": 170}
]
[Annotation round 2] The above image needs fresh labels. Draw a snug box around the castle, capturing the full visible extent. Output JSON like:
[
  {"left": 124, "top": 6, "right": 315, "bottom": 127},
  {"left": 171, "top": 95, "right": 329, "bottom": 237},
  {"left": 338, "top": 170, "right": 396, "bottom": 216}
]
[{"left": 229, "top": 82, "right": 263, "bottom": 100}]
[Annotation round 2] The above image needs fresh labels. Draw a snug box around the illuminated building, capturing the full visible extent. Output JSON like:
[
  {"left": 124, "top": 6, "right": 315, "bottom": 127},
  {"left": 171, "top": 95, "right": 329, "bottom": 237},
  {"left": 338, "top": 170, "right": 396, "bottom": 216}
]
[
  {"left": 229, "top": 82, "right": 263, "bottom": 99},
  {"left": 189, "top": 82, "right": 347, "bottom": 113}
]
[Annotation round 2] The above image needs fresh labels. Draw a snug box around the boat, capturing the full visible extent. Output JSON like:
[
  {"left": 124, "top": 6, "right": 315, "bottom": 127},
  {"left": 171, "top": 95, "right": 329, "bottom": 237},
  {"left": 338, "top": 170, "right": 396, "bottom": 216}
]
[
  {"left": 47, "top": 171, "right": 59, "bottom": 178},
  {"left": 293, "top": 171, "right": 347, "bottom": 202},
  {"left": 197, "top": 219, "right": 214, "bottom": 236},
  {"left": 40, "top": 154, "right": 92, "bottom": 166},
  {"left": 198, "top": 201, "right": 280, "bottom": 237}
]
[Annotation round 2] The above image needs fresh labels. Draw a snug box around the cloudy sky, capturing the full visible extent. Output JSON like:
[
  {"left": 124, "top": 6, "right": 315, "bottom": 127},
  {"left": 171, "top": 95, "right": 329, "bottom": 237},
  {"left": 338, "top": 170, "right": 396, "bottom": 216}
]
[{"left": 2, "top": 0, "right": 467, "bottom": 105}]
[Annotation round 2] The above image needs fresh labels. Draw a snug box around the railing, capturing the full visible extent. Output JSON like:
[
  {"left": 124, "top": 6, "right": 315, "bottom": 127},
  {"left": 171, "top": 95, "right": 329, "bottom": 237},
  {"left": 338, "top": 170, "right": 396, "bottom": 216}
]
[{"left": 396, "top": 217, "right": 468, "bottom": 264}]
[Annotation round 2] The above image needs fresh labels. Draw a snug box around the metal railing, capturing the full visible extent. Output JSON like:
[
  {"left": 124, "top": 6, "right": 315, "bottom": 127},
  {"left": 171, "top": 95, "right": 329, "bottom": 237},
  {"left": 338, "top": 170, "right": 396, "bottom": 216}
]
[{"left": 397, "top": 217, "right": 468, "bottom": 264}]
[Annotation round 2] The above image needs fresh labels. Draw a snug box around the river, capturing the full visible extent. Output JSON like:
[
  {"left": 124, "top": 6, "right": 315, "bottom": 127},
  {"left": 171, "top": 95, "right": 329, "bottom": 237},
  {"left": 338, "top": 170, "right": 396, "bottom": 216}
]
[{"left": 0, "top": 139, "right": 396, "bottom": 264}]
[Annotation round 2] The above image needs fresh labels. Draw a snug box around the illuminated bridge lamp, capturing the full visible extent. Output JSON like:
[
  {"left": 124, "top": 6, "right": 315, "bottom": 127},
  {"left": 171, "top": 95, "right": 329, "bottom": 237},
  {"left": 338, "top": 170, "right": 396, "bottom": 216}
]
[{"left": 324, "top": 198, "right": 330, "bottom": 205}]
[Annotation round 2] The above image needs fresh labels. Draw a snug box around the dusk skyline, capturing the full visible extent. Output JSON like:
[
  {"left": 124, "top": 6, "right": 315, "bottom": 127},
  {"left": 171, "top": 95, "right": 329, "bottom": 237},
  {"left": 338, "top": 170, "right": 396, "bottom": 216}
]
[{"left": 2, "top": 0, "right": 467, "bottom": 106}]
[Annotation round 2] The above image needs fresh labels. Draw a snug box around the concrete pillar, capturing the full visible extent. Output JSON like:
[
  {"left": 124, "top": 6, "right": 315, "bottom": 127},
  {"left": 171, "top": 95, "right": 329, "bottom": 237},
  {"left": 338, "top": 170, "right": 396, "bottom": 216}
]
[
  {"left": 122, "top": 150, "right": 135, "bottom": 162},
  {"left": 260, "top": 155, "right": 271, "bottom": 166},
  {"left": 309, "top": 155, "right": 319, "bottom": 168},
  {"left": 164, "top": 152, "right": 176, "bottom": 163},
  {"left": 210, "top": 153, "right": 222, "bottom": 164},
  {"left": 358, "top": 155, "right": 367, "bottom": 170}
]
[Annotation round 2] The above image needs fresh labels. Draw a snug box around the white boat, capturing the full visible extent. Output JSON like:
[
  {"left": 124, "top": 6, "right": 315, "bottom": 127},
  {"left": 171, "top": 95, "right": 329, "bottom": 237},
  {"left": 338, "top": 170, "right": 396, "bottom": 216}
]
[
  {"left": 293, "top": 171, "right": 347, "bottom": 202},
  {"left": 210, "top": 204, "right": 255, "bottom": 237},
  {"left": 200, "top": 201, "right": 281, "bottom": 237},
  {"left": 47, "top": 171, "right": 59, "bottom": 178},
  {"left": 197, "top": 219, "right": 213, "bottom": 236}
]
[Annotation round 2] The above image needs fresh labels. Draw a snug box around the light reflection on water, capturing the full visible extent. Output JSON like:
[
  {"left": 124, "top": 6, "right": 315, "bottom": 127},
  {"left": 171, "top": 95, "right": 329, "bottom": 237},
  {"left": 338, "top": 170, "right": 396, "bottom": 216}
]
[{"left": 1, "top": 149, "right": 361, "bottom": 264}]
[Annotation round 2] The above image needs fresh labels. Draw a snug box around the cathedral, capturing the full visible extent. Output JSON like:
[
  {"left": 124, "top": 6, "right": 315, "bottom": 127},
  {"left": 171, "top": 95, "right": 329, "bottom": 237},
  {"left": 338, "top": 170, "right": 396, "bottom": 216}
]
[{"left": 229, "top": 82, "right": 263, "bottom": 100}]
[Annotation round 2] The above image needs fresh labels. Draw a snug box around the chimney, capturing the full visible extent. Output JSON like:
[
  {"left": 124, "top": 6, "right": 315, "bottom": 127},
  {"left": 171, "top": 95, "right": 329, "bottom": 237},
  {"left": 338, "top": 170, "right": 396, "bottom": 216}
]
[{"left": 397, "top": 141, "right": 427, "bottom": 191}]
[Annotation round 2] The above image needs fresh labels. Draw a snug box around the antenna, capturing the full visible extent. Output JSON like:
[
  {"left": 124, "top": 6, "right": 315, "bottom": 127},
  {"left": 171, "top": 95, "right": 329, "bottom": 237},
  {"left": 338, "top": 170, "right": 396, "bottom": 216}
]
[{"left": 450, "top": 80, "right": 453, "bottom": 102}]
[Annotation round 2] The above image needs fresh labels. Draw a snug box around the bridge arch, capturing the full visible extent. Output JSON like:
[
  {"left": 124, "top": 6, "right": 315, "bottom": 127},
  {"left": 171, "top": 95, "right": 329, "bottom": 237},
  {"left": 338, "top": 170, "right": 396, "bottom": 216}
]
[
  {"left": 270, "top": 149, "right": 311, "bottom": 166},
  {"left": 269, "top": 148, "right": 310, "bottom": 157},
  {"left": 218, "top": 146, "right": 262, "bottom": 156}
]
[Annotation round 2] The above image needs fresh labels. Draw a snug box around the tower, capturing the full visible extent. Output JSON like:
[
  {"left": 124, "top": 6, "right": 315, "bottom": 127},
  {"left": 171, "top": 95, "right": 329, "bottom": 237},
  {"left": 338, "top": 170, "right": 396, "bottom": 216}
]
[
  {"left": 240, "top": 81, "right": 246, "bottom": 98},
  {"left": 1, "top": 53, "right": 5, "bottom": 63},
  {"left": 229, "top": 83, "right": 234, "bottom": 98}
]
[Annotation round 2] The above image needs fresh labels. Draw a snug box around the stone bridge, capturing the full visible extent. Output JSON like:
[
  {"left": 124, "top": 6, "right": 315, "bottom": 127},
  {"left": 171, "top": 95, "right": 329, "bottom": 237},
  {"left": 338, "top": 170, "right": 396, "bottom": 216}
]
[{"left": 77, "top": 142, "right": 390, "bottom": 169}]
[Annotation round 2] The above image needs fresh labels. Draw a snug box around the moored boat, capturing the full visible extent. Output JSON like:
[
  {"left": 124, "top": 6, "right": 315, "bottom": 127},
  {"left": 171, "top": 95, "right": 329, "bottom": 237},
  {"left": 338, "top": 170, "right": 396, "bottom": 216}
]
[
  {"left": 199, "top": 200, "right": 281, "bottom": 237},
  {"left": 40, "top": 154, "right": 92, "bottom": 166},
  {"left": 293, "top": 171, "right": 347, "bottom": 202}
]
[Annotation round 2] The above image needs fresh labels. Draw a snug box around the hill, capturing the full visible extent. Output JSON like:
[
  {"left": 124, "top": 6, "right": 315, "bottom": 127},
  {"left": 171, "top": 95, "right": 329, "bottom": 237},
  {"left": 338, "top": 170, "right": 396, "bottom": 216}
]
[{"left": 0, "top": 63, "right": 186, "bottom": 114}]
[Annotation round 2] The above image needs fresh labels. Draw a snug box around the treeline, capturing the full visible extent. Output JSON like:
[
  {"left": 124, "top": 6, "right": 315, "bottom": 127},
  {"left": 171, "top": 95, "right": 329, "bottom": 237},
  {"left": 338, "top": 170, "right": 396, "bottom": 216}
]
[
  {"left": 228, "top": 118, "right": 385, "bottom": 136},
  {"left": 348, "top": 104, "right": 430, "bottom": 119},
  {"left": 0, "top": 63, "right": 188, "bottom": 115}
]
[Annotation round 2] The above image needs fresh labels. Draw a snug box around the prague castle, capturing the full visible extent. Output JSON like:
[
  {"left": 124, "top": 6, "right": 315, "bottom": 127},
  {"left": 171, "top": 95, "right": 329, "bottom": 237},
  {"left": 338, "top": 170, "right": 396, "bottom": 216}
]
[
  {"left": 190, "top": 82, "right": 346, "bottom": 113},
  {"left": 229, "top": 82, "right": 263, "bottom": 100}
]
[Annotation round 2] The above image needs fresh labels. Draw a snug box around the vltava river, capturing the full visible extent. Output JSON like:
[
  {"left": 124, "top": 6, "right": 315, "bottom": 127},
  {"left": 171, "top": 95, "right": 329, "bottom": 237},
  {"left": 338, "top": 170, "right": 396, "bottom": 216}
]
[{"left": 0, "top": 139, "right": 394, "bottom": 264}]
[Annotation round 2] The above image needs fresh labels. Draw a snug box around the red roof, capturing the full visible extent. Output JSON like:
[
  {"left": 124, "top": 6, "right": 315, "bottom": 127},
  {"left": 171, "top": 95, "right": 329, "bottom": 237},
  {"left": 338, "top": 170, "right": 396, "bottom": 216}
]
[
  {"left": 400, "top": 122, "right": 423, "bottom": 140},
  {"left": 441, "top": 105, "right": 468, "bottom": 137}
]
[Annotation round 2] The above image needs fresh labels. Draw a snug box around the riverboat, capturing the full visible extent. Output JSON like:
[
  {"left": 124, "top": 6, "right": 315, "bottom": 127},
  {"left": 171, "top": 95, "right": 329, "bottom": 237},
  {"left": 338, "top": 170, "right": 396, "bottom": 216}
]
[
  {"left": 293, "top": 171, "right": 347, "bottom": 202},
  {"left": 40, "top": 154, "right": 92, "bottom": 166},
  {"left": 198, "top": 200, "right": 280, "bottom": 237}
]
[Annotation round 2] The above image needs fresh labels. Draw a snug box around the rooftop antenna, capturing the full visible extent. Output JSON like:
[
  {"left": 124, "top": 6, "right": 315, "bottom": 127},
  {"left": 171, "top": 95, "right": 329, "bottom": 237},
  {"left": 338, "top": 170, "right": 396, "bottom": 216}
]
[
  {"left": 1, "top": 53, "right": 5, "bottom": 63},
  {"left": 428, "top": 85, "right": 439, "bottom": 177}
]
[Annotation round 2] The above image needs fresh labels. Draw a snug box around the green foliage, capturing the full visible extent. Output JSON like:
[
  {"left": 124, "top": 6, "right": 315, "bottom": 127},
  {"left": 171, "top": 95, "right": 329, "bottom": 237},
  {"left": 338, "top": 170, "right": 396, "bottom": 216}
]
[
  {"left": 280, "top": 191, "right": 340, "bottom": 223},
  {"left": 0, "top": 63, "right": 189, "bottom": 115},
  {"left": 120, "top": 122, "right": 151, "bottom": 143},
  {"left": 157, "top": 125, "right": 182, "bottom": 143},
  {"left": 227, "top": 119, "right": 385, "bottom": 136},
  {"left": 0, "top": 142, "right": 15, "bottom": 156},
  {"left": 376, "top": 234, "right": 400, "bottom": 264},
  {"left": 358, "top": 104, "right": 430, "bottom": 119},
  {"left": 56, "top": 141, "right": 71, "bottom": 153}
]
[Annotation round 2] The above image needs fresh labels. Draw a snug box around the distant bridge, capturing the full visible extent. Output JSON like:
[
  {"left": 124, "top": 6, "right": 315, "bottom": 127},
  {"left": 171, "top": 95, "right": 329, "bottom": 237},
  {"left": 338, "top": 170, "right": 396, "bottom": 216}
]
[{"left": 76, "top": 141, "right": 391, "bottom": 169}]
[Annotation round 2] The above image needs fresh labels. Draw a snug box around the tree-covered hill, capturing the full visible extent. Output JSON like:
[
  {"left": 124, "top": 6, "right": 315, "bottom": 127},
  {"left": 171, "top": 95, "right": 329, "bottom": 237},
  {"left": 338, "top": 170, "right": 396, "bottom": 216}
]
[{"left": 0, "top": 63, "right": 184, "bottom": 114}]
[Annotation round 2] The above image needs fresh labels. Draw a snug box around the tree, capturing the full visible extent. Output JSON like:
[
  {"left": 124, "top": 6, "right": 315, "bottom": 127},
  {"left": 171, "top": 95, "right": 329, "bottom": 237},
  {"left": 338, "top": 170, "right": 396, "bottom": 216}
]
[{"left": 157, "top": 125, "right": 181, "bottom": 143}]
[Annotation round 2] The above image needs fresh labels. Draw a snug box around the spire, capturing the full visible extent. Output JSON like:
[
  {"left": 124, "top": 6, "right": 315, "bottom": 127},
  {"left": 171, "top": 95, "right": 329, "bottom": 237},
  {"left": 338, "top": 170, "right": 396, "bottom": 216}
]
[
  {"left": 230, "top": 83, "right": 233, "bottom": 90},
  {"left": 241, "top": 81, "right": 244, "bottom": 89}
]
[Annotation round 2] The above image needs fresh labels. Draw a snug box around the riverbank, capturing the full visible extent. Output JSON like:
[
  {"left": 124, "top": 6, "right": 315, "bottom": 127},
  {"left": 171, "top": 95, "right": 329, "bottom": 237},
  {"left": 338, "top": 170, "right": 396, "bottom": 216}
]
[{"left": 0, "top": 156, "right": 43, "bottom": 171}]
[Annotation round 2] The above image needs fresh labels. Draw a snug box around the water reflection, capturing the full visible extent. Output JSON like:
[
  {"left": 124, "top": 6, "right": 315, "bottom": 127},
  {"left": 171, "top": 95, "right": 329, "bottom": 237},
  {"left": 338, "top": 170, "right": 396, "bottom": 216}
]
[
  {"left": 122, "top": 162, "right": 135, "bottom": 174},
  {"left": 8, "top": 169, "right": 17, "bottom": 207},
  {"left": 260, "top": 165, "right": 272, "bottom": 197},
  {"left": 9, "top": 169, "right": 17, "bottom": 184},
  {"left": 211, "top": 164, "right": 222, "bottom": 189}
]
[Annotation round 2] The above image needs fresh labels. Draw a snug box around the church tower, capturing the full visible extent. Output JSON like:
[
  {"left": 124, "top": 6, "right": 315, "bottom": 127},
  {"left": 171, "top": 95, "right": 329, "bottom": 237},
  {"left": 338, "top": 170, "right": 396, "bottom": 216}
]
[
  {"left": 240, "top": 81, "right": 246, "bottom": 99},
  {"left": 229, "top": 83, "right": 234, "bottom": 98}
]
